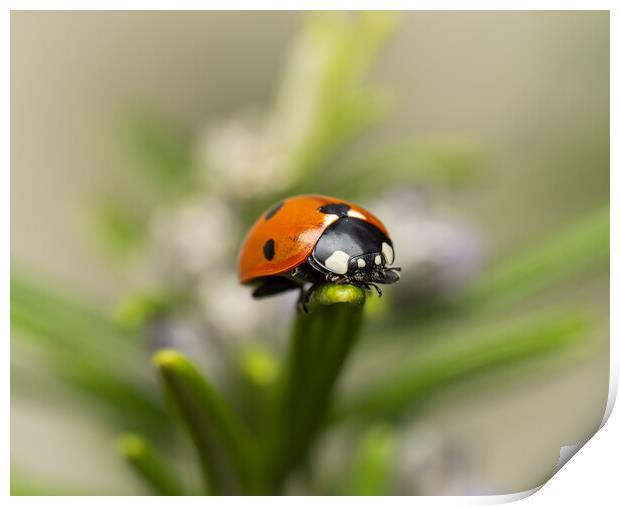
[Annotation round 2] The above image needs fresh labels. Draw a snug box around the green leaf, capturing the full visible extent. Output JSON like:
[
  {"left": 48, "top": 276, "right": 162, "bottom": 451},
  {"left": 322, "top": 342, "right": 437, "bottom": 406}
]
[
  {"left": 234, "top": 346, "right": 281, "bottom": 445},
  {"left": 91, "top": 197, "right": 148, "bottom": 258},
  {"left": 268, "top": 284, "right": 366, "bottom": 491},
  {"left": 344, "top": 425, "right": 397, "bottom": 496},
  {"left": 11, "top": 274, "right": 123, "bottom": 344},
  {"left": 10, "top": 274, "right": 144, "bottom": 377},
  {"left": 11, "top": 274, "right": 169, "bottom": 435},
  {"left": 465, "top": 204, "right": 609, "bottom": 309},
  {"left": 325, "top": 138, "right": 484, "bottom": 198},
  {"left": 239, "top": 347, "right": 279, "bottom": 389},
  {"left": 270, "top": 12, "right": 398, "bottom": 186},
  {"left": 10, "top": 274, "right": 137, "bottom": 371},
  {"left": 290, "top": 89, "right": 392, "bottom": 194},
  {"left": 153, "top": 349, "right": 265, "bottom": 495},
  {"left": 393, "top": 205, "right": 610, "bottom": 330},
  {"left": 10, "top": 468, "right": 94, "bottom": 495},
  {"left": 122, "top": 110, "right": 195, "bottom": 197},
  {"left": 11, "top": 301, "right": 157, "bottom": 408},
  {"left": 335, "top": 311, "right": 590, "bottom": 421},
  {"left": 119, "top": 433, "right": 185, "bottom": 495},
  {"left": 61, "top": 358, "right": 169, "bottom": 434},
  {"left": 115, "top": 291, "right": 188, "bottom": 334}
]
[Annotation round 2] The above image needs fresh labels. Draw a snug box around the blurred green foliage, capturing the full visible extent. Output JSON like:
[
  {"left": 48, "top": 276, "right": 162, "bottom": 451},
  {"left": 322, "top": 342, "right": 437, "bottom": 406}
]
[
  {"left": 344, "top": 425, "right": 397, "bottom": 495},
  {"left": 119, "top": 433, "right": 186, "bottom": 496}
]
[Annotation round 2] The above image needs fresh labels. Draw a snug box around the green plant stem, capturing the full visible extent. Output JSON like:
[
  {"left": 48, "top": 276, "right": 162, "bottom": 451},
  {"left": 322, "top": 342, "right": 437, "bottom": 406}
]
[
  {"left": 119, "top": 433, "right": 185, "bottom": 495},
  {"left": 153, "top": 350, "right": 265, "bottom": 495},
  {"left": 268, "top": 284, "right": 365, "bottom": 491},
  {"left": 344, "top": 425, "right": 397, "bottom": 496}
]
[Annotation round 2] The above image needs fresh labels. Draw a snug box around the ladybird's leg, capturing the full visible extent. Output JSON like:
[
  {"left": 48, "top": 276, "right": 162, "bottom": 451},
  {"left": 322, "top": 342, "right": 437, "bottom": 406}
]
[
  {"left": 297, "top": 287, "right": 308, "bottom": 313},
  {"left": 252, "top": 277, "right": 301, "bottom": 299},
  {"left": 297, "top": 283, "right": 318, "bottom": 313},
  {"left": 369, "top": 283, "right": 383, "bottom": 297},
  {"left": 361, "top": 282, "right": 382, "bottom": 296},
  {"left": 325, "top": 272, "right": 344, "bottom": 284},
  {"left": 297, "top": 286, "right": 306, "bottom": 313},
  {"left": 290, "top": 267, "right": 308, "bottom": 312}
]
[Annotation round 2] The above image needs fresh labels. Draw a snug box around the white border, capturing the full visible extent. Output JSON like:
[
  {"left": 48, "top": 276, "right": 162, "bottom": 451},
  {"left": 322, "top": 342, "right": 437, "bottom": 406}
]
[{"left": 3, "top": 2, "right": 616, "bottom": 503}]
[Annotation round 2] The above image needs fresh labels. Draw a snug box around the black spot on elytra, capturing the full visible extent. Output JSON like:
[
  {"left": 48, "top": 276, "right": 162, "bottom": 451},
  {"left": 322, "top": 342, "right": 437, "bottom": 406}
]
[
  {"left": 265, "top": 201, "right": 285, "bottom": 220},
  {"left": 318, "top": 203, "right": 350, "bottom": 217},
  {"left": 263, "top": 239, "right": 275, "bottom": 260}
]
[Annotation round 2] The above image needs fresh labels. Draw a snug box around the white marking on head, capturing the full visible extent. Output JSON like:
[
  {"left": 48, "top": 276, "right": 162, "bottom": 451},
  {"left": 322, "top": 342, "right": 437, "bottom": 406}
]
[
  {"left": 382, "top": 242, "right": 394, "bottom": 265},
  {"left": 375, "top": 254, "right": 382, "bottom": 266},
  {"left": 325, "top": 250, "right": 350, "bottom": 275},
  {"left": 347, "top": 209, "right": 366, "bottom": 220},
  {"left": 322, "top": 214, "right": 340, "bottom": 227},
  {"left": 357, "top": 258, "right": 366, "bottom": 269}
]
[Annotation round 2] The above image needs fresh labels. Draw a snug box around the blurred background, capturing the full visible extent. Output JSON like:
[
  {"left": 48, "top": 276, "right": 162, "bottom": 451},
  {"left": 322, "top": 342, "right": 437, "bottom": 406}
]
[{"left": 11, "top": 11, "right": 609, "bottom": 495}]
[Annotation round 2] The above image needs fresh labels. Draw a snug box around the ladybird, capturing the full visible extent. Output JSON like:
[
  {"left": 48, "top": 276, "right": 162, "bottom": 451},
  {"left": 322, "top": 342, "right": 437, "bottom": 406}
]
[{"left": 238, "top": 194, "right": 400, "bottom": 307}]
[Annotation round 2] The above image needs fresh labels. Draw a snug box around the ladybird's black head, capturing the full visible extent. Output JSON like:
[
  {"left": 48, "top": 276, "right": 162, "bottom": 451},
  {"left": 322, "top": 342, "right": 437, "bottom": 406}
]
[
  {"left": 371, "top": 266, "right": 401, "bottom": 284},
  {"left": 340, "top": 264, "right": 401, "bottom": 285},
  {"left": 310, "top": 216, "right": 401, "bottom": 287}
]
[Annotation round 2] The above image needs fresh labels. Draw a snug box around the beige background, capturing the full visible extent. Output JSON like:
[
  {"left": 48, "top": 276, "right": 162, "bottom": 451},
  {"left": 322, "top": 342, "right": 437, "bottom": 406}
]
[{"left": 11, "top": 11, "right": 609, "bottom": 494}]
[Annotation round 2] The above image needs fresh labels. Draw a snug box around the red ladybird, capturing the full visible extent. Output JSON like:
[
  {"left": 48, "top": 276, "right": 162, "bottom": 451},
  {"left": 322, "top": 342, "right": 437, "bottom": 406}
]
[{"left": 238, "top": 195, "right": 400, "bottom": 305}]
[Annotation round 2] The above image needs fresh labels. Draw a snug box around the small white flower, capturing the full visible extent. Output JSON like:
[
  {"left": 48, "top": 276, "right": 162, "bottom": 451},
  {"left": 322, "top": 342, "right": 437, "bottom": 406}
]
[
  {"left": 150, "top": 197, "right": 238, "bottom": 284},
  {"left": 195, "top": 113, "right": 293, "bottom": 198}
]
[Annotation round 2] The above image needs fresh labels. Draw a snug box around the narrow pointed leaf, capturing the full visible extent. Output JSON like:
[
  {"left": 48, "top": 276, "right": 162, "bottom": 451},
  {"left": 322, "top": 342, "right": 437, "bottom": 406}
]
[
  {"left": 326, "top": 138, "right": 483, "bottom": 198},
  {"left": 153, "top": 350, "right": 265, "bottom": 495},
  {"left": 465, "top": 205, "right": 609, "bottom": 309},
  {"left": 336, "top": 312, "right": 590, "bottom": 420},
  {"left": 344, "top": 425, "right": 397, "bottom": 496},
  {"left": 396, "top": 205, "right": 609, "bottom": 329},
  {"left": 10, "top": 274, "right": 125, "bottom": 344},
  {"left": 11, "top": 468, "right": 96, "bottom": 496},
  {"left": 119, "top": 433, "right": 185, "bottom": 496}
]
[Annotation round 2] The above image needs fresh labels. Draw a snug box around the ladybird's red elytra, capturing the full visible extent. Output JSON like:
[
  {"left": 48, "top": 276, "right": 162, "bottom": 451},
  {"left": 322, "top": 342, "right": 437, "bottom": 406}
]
[{"left": 237, "top": 194, "right": 401, "bottom": 305}]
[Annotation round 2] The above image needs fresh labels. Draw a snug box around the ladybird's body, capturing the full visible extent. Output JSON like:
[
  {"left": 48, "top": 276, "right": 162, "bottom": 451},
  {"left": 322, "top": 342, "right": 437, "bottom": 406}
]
[{"left": 238, "top": 194, "right": 400, "bottom": 305}]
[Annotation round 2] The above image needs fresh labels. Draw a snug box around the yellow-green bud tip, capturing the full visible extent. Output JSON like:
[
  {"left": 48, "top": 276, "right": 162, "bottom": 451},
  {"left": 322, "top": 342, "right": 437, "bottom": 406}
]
[
  {"left": 313, "top": 284, "right": 365, "bottom": 307},
  {"left": 242, "top": 349, "right": 278, "bottom": 386},
  {"left": 118, "top": 433, "right": 146, "bottom": 458},
  {"left": 152, "top": 348, "right": 184, "bottom": 369}
]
